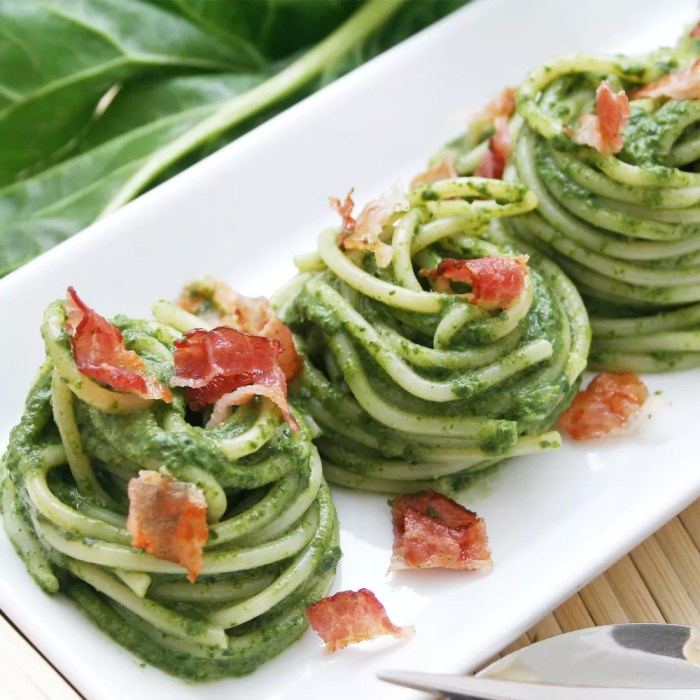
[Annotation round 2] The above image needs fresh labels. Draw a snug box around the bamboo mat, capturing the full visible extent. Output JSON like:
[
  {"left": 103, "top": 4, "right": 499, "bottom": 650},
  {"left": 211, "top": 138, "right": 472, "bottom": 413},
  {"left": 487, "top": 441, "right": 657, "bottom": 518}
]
[{"left": 1, "top": 499, "right": 699, "bottom": 699}]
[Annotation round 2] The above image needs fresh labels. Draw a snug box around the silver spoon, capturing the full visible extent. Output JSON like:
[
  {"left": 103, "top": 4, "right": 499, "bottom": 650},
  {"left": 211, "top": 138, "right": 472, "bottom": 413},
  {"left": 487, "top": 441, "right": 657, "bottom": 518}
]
[{"left": 379, "top": 623, "right": 700, "bottom": 699}]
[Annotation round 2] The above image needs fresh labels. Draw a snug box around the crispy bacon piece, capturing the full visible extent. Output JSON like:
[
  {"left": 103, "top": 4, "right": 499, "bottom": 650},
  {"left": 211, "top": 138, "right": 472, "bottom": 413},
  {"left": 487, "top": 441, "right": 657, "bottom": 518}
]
[
  {"left": 469, "top": 86, "right": 517, "bottom": 125},
  {"left": 390, "top": 491, "right": 492, "bottom": 571},
  {"left": 177, "top": 280, "right": 302, "bottom": 382},
  {"left": 171, "top": 326, "right": 299, "bottom": 431},
  {"left": 422, "top": 255, "right": 529, "bottom": 309},
  {"left": 475, "top": 116, "right": 511, "bottom": 179},
  {"left": 466, "top": 88, "right": 517, "bottom": 180},
  {"left": 559, "top": 372, "right": 649, "bottom": 441},
  {"left": 633, "top": 59, "right": 700, "bottom": 101},
  {"left": 65, "top": 287, "right": 172, "bottom": 402},
  {"left": 569, "top": 81, "right": 631, "bottom": 155},
  {"left": 126, "top": 470, "right": 208, "bottom": 583},
  {"left": 207, "top": 381, "right": 295, "bottom": 429},
  {"left": 410, "top": 153, "right": 458, "bottom": 188},
  {"left": 305, "top": 589, "right": 413, "bottom": 653},
  {"left": 331, "top": 183, "right": 408, "bottom": 268},
  {"left": 329, "top": 188, "right": 357, "bottom": 234}
]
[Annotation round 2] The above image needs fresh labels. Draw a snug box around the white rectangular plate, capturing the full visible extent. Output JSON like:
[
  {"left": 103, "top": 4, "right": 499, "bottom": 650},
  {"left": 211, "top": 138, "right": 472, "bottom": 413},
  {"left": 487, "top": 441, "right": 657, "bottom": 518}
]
[{"left": 1, "top": 0, "right": 699, "bottom": 698}]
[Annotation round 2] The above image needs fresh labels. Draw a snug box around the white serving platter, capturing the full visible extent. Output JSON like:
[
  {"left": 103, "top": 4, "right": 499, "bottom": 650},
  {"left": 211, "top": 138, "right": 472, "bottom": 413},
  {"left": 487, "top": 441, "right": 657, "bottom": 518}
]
[{"left": 0, "top": 0, "right": 698, "bottom": 698}]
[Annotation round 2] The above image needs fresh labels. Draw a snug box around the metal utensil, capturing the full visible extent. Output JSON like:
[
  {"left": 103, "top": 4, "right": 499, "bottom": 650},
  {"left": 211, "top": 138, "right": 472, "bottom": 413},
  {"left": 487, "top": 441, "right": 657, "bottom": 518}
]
[
  {"left": 379, "top": 623, "right": 700, "bottom": 699},
  {"left": 377, "top": 671, "right": 699, "bottom": 699}
]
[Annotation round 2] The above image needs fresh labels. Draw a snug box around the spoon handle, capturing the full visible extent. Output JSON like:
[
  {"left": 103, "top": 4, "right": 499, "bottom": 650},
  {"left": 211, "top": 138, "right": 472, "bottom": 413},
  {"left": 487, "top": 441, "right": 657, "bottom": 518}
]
[{"left": 378, "top": 670, "right": 700, "bottom": 699}]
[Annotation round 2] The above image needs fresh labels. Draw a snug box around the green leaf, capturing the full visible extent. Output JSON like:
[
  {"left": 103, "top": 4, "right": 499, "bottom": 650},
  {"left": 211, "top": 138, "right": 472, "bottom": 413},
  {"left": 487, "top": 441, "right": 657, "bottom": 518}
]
[
  {"left": 0, "top": 73, "right": 265, "bottom": 275},
  {"left": 99, "top": 0, "right": 407, "bottom": 215},
  {"left": 152, "top": 0, "right": 358, "bottom": 60},
  {"left": 0, "top": 0, "right": 469, "bottom": 277},
  {"left": 0, "top": 0, "right": 264, "bottom": 184},
  {"left": 317, "top": 0, "right": 467, "bottom": 86}
]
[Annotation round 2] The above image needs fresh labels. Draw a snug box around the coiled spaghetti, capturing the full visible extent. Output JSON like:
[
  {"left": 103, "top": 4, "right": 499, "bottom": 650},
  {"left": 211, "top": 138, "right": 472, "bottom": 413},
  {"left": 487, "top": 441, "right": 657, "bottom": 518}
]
[
  {"left": 278, "top": 178, "right": 590, "bottom": 493},
  {"left": 448, "top": 39, "right": 700, "bottom": 372},
  {"left": 1, "top": 296, "right": 339, "bottom": 680}
]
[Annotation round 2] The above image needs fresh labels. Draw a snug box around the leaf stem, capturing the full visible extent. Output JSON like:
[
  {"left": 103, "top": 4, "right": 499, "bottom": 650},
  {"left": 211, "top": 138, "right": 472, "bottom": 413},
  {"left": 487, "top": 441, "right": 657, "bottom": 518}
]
[{"left": 100, "top": 0, "right": 406, "bottom": 217}]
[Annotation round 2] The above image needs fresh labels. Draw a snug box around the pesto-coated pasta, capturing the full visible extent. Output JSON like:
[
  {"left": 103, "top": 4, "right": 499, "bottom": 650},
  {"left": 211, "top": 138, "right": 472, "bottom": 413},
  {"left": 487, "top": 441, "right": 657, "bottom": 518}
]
[
  {"left": 1, "top": 299, "right": 339, "bottom": 680},
  {"left": 278, "top": 178, "right": 589, "bottom": 493},
  {"left": 441, "top": 35, "right": 700, "bottom": 372}
]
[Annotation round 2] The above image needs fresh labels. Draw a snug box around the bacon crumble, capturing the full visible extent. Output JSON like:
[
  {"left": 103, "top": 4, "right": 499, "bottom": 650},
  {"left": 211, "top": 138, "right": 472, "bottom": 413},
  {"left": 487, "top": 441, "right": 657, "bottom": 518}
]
[
  {"left": 422, "top": 255, "right": 529, "bottom": 309},
  {"left": 329, "top": 188, "right": 357, "bottom": 234},
  {"left": 177, "top": 280, "right": 302, "bottom": 382},
  {"left": 467, "top": 87, "right": 517, "bottom": 179},
  {"left": 410, "top": 153, "right": 458, "bottom": 188},
  {"left": 126, "top": 470, "right": 208, "bottom": 583},
  {"left": 65, "top": 287, "right": 172, "bottom": 402},
  {"left": 559, "top": 372, "right": 650, "bottom": 441},
  {"left": 633, "top": 59, "right": 700, "bottom": 101},
  {"left": 475, "top": 116, "right": 511, "bottom": 179},
  {"left": 171, "top": 326, "right": 299, "bottom": 431},
  {"left": 330, "top": 184, "right": 408, "bottom": 268},
  {"left": 305, "top": 588, "right": 413, "bottom": 653},
  {"left": 390, "top": 491, "right": 492, "bottom": 571},
  {"left": 469, "top": 86, "right": 517, "bottom": 126},
  {"left": 568, "top": 81, "right": 631, "bottom": 155}
]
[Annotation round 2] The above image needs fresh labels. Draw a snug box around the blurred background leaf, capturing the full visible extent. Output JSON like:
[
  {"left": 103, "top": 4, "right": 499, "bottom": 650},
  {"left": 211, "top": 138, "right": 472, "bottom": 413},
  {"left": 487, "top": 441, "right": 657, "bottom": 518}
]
[{"left": 0, "top": 0, "right": 468, "bottom": 276}]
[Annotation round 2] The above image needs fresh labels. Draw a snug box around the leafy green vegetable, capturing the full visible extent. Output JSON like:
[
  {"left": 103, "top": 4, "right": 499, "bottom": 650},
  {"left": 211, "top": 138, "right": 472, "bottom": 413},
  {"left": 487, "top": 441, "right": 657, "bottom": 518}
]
[
  {"left": 0, "top": 0, "right": 467, "bottom": 276},
  {"left": 0, "top": 0, "right": 262, "bottom": 184},
  {"left": 150, "top": 0, "right": 359, "bottom": 60},
  {"left": 0, "top": 74, "right": 266, "bottom": 275}
]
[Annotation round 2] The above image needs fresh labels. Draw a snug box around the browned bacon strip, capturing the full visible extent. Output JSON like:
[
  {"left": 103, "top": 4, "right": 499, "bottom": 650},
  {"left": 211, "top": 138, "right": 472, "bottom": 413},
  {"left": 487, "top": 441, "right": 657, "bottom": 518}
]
[
  {"left": 475, "top": 116, "right": 511, "bottom": 179},
  {"left": 410, "top": 153, "right": 458, "bottom": 188},
  {"left": 178, "top": 280, "right": 302, "bottom": 382},
  {"left": 306, "top": 588, "right": 413, "bottom": 652},
  {"left": 127, "top": 470, "right": 208, "bottom": 583},
  {"left": 569, "top": 81, "right": 631, "bottom": 154},
  {"left": 422, "top": 255, "right": 529, "bottom": 309},
  {"left": 329, "top": 188, "right": 357, "bottom": 234},
  {"left": 469, "top": 86, "right": 517, "bottom": 125},
  {"left": 171, "top": 326, "right": 298, "bottom": 431},
  {"left": 65, "top": 287, "right": 172, "bottom": 402},
  {"left": 559, "top": 372, "right": 649, "bottom": 441},
  {"left": 390, "top": 491, "right": 492, "bottom": 571},
  {"left": 330, "top": 185, "right": 407, "bottom": 267},
  {"left": 634, "top": 59, "right": 700, "bottom": 100}
]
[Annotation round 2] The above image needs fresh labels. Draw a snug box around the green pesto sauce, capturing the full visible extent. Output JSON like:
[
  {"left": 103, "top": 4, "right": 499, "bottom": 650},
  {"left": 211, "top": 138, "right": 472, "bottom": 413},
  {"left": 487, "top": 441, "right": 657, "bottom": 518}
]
[
  {"left": 293, "top": 240, "right": 570, "bottom": 471},
  {"left": 621, "top": 101, "right": 692, "bottom": 168},
  {"left": 535, "top": 144, "right": 598, "bottom": 208},
  {"left": 3, "top": 326, "right": 338, "bottom": 681}
]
